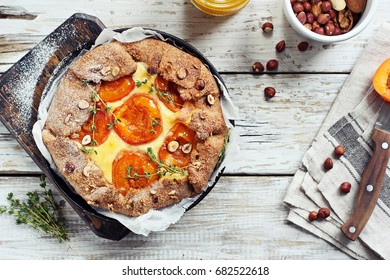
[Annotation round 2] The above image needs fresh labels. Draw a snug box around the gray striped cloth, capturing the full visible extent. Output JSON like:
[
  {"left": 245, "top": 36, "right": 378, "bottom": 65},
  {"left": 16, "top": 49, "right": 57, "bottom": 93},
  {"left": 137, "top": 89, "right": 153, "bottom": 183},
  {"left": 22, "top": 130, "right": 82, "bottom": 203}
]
[{"left": 284, "top": 22, "right": 390, "bottom": 260}]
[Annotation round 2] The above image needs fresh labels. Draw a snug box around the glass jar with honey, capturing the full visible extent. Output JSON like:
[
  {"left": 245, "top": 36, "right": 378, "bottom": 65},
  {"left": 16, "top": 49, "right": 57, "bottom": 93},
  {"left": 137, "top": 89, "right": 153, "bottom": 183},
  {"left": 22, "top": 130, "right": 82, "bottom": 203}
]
[{"left": 191, "top": 0, "right": 250, "bottom": 16}]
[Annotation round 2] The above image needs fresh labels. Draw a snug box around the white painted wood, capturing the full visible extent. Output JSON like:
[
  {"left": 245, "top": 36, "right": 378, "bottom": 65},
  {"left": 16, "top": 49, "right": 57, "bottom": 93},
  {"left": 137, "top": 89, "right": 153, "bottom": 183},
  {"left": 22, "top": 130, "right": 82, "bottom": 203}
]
[
  {"left": 0, "top": 176, "right": 351, "bottom": 259},
  {"left": 0, "top": 0, "right": 388, "bottom": 73},
  {"left": 0, "top": 73, "right": 343, "bottom": 174}
]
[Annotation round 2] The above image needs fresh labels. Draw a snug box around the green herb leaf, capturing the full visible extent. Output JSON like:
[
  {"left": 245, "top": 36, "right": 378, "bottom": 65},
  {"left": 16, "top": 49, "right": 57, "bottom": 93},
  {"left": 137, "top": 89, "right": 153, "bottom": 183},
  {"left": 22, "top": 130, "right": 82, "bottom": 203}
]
[{"left": 0, "top": 175, "right": 68, "bottom": 242}]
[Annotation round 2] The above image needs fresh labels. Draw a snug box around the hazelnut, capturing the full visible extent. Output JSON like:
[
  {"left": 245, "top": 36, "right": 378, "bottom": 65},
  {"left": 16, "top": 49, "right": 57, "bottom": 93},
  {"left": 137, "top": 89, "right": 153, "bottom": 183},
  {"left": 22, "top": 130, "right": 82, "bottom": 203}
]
[
  {"left": 317, "top": 13, "right": 331, "bottom": 25},
  {"left": 65, "top": 162, "right": 75, "bottom": 173},
  {"left": 334, "top": 145, "right": 345, "bottom": 156},
  {"left": 320, "top": 1, "right": 332, "bottom": 12},
  {"left": 195, "top": 79, "right": 205, "bottom": 90},
  {"left": 292, "top": 2, "right": 304, "bottom": 13},
  {"left": 78, "top": 99, "right": 90, "bottom": 110},
  {"left": 82, "top": 164, "right": 93, "bottom": 177},
  {"left": 296, "top": 11, "right": 307, "bottom": 25},
  {"left": 318, "top": 207, "right": 330, "bottom": 219},
  {"left": 298, "top": 41, "right": 309, "bottom": 51},
  {"left": 182, "top": 143, "right": 193, "bottom": 154},
  {"left": 252, "top": 61, "right": 265, "bottom": 73},
  {"left": 324, "top": 21, "right": 336, "bottom": 36},
  {"left": 306, "top": 12, "right": 315, "bottom": 23},
  {"left": 303, "top": 2, "right": 312, "bottom": 12},
  {"left": 262, "top": 22, "right": 273, "bottom": 33},
  {"left": 177, "top": 67, "right": 188, "bottom": 79},
  {"left": 275, "top": 40, "right": 286, "bottom": 53},
  {"left": 150, "top": 190, "right": 157, "bottom": 195},
  {"left": 314, "top": 27, "right": 325, "bottom": 35},
  {"left": 309, "top": 211, "right": 318, "bottom": 221},
  {"left": 207, "top": 94, "right": 215, "bottom": 105},
  {"left": 81, "top": 135, "right": 92, "bottom": 146},
  {"left": 324, "top": 157, "right": 333, "bottom": 170},
  {"left": 111, "top": 66, "right": 120, "bottom": 77},
  {"left": 340, "top": 182, "right": 352, "bottom": 194},
  {"left": 266, "top": 59, "right": 279, "bottom": 71},
  {"left": 264, "top": 87, "right": 276, "bottom": 98},
  {"left": 167, "top": 140, "right": 179, "bottom": 153}
]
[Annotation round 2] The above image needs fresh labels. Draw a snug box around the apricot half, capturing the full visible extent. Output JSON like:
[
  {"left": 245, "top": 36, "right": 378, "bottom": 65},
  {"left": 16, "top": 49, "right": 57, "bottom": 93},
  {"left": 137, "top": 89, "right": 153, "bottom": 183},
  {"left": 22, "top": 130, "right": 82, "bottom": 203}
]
[{"left": 373, "top": 58, "right": 390, "bottom": 102}]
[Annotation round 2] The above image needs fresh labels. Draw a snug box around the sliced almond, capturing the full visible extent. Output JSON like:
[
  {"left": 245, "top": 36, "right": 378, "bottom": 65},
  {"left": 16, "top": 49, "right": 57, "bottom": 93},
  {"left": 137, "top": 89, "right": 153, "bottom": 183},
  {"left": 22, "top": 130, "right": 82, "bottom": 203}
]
[
  {"left": 168, "top": 190, "right": 176, "bottom": 196},
  {"left": 150, "top": 190, "right": 157, "bottom": 195},
  {"left": 207, "top": 94, "right": 215, "bottom": 105},
  {"left": 181, "top": 143, "right": 192, "bottom": 154},
  {"left": 81, "top": 135, "right": 91, "bottom": 145},
  {"left": 78, "top": 99, "right": 90, "bottom": 110},
  {"left": 177, "top": 67, "right": 188, "bottom": 79},
  {"left": 111, "top": 66, "right": 120, "bottom": 77},
  {"left": 167, "top": 140, "right": 180, "bottom": 153},
  {"left": 101, "top": 66, "right": 112, "bottom": 76},
  {"left": 64, "top": 114, "right": 72, "bottom": 124}
]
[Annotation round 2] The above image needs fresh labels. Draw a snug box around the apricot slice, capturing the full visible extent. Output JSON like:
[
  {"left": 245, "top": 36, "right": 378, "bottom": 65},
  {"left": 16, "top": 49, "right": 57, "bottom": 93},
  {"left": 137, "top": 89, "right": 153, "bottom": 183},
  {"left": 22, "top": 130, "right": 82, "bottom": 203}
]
[
  {"left": 159, "top": 123, "right": 197, "bottom": 167},
  {"left": 112, "top": 150, "right": 158, "bottom": 195},
  {"left": 113, "top": 94, "right": 162, "bottom": 144},
  {"left": 373, "top": 58, "right": 390, "bottom": 102},
  {"left": 154, "top": 76, "right": 185, "bottom": 112},
  {"left": 98, "top": 76, "right": 135, "bottom": 102},
  {"left": 78, "top": 103, "right": 111, "bottom": 146}
]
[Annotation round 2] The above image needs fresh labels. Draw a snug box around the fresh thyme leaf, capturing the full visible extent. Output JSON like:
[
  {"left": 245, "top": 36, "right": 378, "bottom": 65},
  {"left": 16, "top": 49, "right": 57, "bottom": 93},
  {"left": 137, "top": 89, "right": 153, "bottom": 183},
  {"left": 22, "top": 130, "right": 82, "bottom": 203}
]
[
  {"left": 0, "top": 175, "right": 68, "bottom": 242},
  {"left": 135, "top": 79, "right": 148, "bottom": 87}
]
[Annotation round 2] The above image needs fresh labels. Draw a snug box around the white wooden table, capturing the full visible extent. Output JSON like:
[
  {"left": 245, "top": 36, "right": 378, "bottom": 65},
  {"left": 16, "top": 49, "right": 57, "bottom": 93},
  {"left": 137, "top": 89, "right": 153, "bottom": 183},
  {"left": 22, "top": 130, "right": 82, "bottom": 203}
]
[{"left": 0, "top": 0, "right": 388, "bottom": 260}]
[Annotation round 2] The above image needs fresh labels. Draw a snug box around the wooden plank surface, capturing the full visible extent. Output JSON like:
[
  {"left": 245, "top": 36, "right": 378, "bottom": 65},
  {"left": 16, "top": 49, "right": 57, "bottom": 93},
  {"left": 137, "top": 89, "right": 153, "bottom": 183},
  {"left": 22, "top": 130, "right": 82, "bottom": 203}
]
[
  {"left": 0, "top": 176, "right": 350, "bottom": 259},
  {"left": 0, "top": 0, "right": 388, "bottom": 73},
  {"left": 1, "top": 0, "right": 387, "bottom": 260}
]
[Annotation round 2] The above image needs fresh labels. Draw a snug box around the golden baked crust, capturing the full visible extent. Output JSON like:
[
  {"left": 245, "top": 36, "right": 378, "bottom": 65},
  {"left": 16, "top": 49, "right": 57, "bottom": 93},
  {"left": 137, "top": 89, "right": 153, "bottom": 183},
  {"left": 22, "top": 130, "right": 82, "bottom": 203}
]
[{"left": 42, "top": 38, "right": 228, "bottom": 217}]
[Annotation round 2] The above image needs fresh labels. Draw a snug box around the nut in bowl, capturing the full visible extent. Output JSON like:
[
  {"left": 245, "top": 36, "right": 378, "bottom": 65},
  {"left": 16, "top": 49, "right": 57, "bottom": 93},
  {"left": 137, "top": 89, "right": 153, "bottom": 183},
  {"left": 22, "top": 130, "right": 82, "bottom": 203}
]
[{"left": 283, "top": 0, "right": 377, "bottom": 43}]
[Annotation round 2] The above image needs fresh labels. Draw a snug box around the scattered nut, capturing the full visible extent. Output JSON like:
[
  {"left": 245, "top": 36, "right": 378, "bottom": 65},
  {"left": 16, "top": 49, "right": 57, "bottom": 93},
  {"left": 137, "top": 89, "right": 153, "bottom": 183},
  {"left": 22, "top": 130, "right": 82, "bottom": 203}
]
[
  {"left": 111, "top": 66, "right": 120, "bottom": 77},
  {"left": 167, "top": 140, "right": 180, "bottom": 153},
  {"left": 275, "top": 40, "right": 286, "bottom": 52},
  {"left": 264, "top": 87, "right": 276, "bottom": 98},
  {"left": 334, "top": 145, "right": 345, "bottom": 156},
  {"left": 78, "top": 99, "right": 90, "bottom": 110},
  {"left": 309, "top": 211, "right": 318, "bottom": 221},
  {"left": 195, "top": 79, "right": 205, "bottom": 90},
  {"left": 318, "top": 207, "right": 330, "bottom": 219},
  {"left": 266, "top": 59, "right": 279, "bottom": 71},
  {"left": 207, "top": 94, "right": 215, "bottom": 105},
  {"left": 81, "top": 135, "right": 92, "bottom": 146},
  {"left": 150, "top": 190, "right": 157, "bottom": 195},
  {"left": 340, "top": 182, "right": 351, "bottom": 194},
  {"left": 65, "top": 162, "right": 75, "bottom": 173},
  {"left": 168, "top": 190, "right": 176, "bottom": 196},
  {"left": 101, "top": 66, "right": 112, "bottom": 76},
  {"left": 298, "top": 41, "right": 309, "bottom": 51},
  {"left": 182, "top": 143, "right": 193, "bottom": 154},
  {"left": 262, "top": 22, "right": 274, "bottom": 33},
  {"left": 324, "top": 157, "right": 333, "bottom": 170},
  {"left": 177, "top": 67, "right": 188, "bottom": 79},
  {"left": 252, "top": 61, "right": 265, "bottom": 73}
]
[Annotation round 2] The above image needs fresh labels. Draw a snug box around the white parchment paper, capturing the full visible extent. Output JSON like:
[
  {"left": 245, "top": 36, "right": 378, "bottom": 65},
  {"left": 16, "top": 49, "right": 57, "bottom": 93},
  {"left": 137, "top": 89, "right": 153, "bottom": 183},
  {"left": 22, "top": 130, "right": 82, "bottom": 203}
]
[{"left": 33, "top": 27, "right": 239, "bottom": 236}]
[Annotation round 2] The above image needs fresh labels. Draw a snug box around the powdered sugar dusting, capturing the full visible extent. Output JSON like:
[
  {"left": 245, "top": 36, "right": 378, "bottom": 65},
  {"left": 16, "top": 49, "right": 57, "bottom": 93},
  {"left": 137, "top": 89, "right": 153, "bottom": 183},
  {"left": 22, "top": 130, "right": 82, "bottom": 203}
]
[
  {"left": 8, "top": 22, "right": 78, "bottom": 134},
  {"left": 9, "top": 39, "right": 57, "bottom": 134}
]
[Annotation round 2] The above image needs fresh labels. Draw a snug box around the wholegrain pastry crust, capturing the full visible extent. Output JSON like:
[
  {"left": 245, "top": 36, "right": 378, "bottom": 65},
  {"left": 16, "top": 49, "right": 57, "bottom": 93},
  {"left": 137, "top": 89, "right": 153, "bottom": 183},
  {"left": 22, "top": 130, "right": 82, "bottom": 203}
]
[{"left": 42, "top": 38, "right": 228, "bottom": 217}]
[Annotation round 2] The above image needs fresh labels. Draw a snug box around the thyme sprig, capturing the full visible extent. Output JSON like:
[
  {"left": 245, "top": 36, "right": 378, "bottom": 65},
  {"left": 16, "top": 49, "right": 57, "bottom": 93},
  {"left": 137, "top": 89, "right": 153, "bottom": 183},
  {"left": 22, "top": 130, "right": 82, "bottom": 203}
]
[
  {"left": 125, "top": 148, "right": 188, "bottom": 180},
  {"left": 149, "top": 84, "right": 182, "bottom": 107},
  {"left": 0, "top": 175, "right": 68, "bottom": 242}
]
